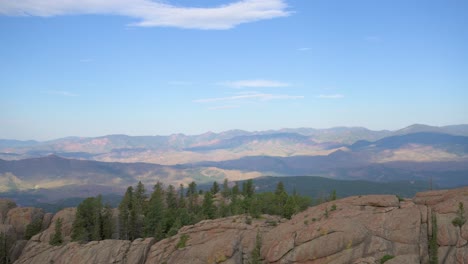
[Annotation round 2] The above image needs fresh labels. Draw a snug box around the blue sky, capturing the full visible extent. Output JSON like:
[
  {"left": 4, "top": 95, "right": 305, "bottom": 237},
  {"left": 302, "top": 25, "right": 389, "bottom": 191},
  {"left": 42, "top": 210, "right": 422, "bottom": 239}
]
[{"left": 1, "top": 0, "right": 467, "bottom": 140}]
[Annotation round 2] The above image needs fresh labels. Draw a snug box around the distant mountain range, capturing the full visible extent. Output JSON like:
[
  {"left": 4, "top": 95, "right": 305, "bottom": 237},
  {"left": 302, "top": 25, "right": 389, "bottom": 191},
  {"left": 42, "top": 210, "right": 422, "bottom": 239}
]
[
  {"left": 0, "top": 124, "right": 467, "bottom": 196},
  {"left": 1, "top": 124, "right": 468, "bottom": 165}
]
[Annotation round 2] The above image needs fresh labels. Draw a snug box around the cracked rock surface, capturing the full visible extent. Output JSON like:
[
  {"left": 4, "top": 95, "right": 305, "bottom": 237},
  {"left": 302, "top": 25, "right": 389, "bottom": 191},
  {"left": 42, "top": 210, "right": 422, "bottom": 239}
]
[{"left": 6, "top": 187, "right": 468, "bottom": 264}]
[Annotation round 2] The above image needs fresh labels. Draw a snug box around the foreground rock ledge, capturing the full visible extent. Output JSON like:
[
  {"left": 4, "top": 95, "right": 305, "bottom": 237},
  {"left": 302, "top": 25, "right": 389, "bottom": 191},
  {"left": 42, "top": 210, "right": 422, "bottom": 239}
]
[{"left": 10, "top": 187, "right": 468, "bottom": 264}]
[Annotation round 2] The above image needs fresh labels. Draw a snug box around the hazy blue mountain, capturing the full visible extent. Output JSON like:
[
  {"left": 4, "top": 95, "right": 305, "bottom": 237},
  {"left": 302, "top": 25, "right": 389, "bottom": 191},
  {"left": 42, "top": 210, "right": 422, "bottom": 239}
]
[{"left": 351, "top": 132, "right": 468, "bottom": 153}]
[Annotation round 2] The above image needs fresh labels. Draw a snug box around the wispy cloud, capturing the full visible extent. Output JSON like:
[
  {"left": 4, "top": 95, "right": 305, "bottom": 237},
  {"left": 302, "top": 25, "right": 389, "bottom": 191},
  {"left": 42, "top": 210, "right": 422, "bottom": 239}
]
[
  {"left": 0, "top": 0, "right": 291, "bottom": 30},
  {"left": 42, "top": 90, "right": 79, "bottom": 97},
  {"left": 220, "top": 79, "right": 291, "bottom": 88},
  {"left": 194, "top": 92, "right": 303, "bottom": 103},
  {"left": 208, "top": 105, "right": 240, "bottom": 110},
  {"left": 365, "top": 36, "right": 382, "bottom": 43},
  {"left": 168, "top": 81, "right": 192, "bottom": 86},
  {"left": 298, "top": 47, "right": 311, "bottom": 51},
  {"left": 79, "top": 58, "right": 93, "bottom": 63},
  {"left": 317, "top": 94, "right": 344, "bottom": 99}
]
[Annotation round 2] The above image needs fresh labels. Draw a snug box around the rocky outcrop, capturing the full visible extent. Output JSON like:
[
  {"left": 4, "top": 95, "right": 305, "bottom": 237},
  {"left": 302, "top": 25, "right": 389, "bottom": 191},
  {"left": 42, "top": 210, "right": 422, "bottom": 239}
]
[
  {"left": 7, "top": 187, "right": 468, "bottom": 264},
  {"left": 0, "top": 198, "right": 16, "bottom": 223},
  {"left": 145, "top": 215, "right": 282, "bottom": 264},
  {"left": 32, "top": 207, "right": 76, "bottom": 243},
  {"left": 414, "top": 187, "right": 468, "bottom": 263},
  {"left": 5, "top": 207, "right": 44, "bottom": 239}
]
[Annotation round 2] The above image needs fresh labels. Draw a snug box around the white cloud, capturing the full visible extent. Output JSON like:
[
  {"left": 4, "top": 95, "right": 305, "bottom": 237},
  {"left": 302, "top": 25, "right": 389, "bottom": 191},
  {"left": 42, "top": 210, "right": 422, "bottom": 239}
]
[
  {"left": 365, "top": 36, "right": 382, "bottom": 43},
  {"left": 208, "top": 105, "right": 240, "bottom": 110},
  {"left": 168, "top": 81, "right": 192, "bottom": 86},
  {"left": 194, "top": 92, "right": 303, "bottom": 103},
  {"left": 42, "top": 90, "right": 79, "bottom": 97},
  {"left": 298, "top": 47, "right": 311, "bottom": 51},
  {"left": 317, "top": 94, "right": 344, "bottom": 99},
  {"left": 220, "top": 79, "right": 291, "bottom": 88},
  {"left": 79, "top": 58, "right": 93, "bottom": 63},
  {"left": 0, "top": 0, "right": 291, "bottom": 30}
]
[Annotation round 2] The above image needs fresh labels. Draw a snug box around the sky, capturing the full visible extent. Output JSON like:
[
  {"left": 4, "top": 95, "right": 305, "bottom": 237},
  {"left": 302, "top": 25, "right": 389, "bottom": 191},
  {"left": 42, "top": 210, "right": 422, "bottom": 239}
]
[{"left": 0, "top": 0, "right": 467, "bottom": 140}]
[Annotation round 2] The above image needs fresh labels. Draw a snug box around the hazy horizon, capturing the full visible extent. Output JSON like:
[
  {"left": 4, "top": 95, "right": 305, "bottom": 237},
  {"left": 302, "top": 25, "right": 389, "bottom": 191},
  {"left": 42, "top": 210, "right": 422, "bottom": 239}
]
[
  {"left": 1, "top": 0, "right": 467, "bottom": 140},
  {"left": 1, "top": 123, "right": 467, "bottom": 142}
]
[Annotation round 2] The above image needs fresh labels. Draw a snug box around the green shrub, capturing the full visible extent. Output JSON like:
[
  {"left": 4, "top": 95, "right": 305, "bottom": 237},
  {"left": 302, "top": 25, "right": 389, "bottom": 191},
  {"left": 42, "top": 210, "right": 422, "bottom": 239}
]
[
  {"left": 380, "top": 254, "right": 394, "bottom": 263},
  {"left": 330, "top": 204, "right": 337, "bottom": 211},
  {"left": 452, "top": 202, "right": 466, "bottom": 227},
  {"left": 25, "top": 218, "right": 43, "bottom": 240},
  {"left": 265, "top": 219, "right": 277, "bottom": 226},
  {"left": 176, "top": 234, "right": 189, "bottom": 249}
]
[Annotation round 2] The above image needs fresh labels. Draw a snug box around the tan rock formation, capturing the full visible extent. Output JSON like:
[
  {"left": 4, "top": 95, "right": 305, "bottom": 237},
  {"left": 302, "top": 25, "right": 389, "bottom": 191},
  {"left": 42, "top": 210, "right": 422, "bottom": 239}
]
[
  {"left": 0, "top": 198, "right": 16, "bottom": 223},
  {"left": 8, "top": 187, "right": 468, "bottom": 264},
  {"left": 32, "top": 207, "right": 76, "bottom": 243},
  {"left": 5, "top": 207, "right": 44, "bottom": 239}
]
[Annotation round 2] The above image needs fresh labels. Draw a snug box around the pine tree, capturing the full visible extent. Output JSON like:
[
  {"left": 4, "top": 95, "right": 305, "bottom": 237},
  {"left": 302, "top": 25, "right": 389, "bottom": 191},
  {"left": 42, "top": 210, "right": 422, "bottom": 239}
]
[
  {"left": 178, "top": 184, "right": 186, "bottom": 209},
  {"left": 202, "top": 191, "right": 216, "bottom": 219},
  {"left": 101, "top": 203, "right": 114, "bottom": 240},
  {"left": 144, "top": 182, "right": 165, "bottom": 239},
  {"left": 329, "top": 190, "right": 337, "bottom": 201},
  {"left": 274, "top": 181, "right": 288, "bottom": 215},
  {"left": 232, "top": 182, "right": 240, "bottom": 196},
  {"left": 71, "top": 196, "right": 108, "bottom": 242},
  {"left": 25, "top": 217, "right": 43, "bottom": 240},
  {"left": 452, "top": 202, "right": 466, "bottom": 227},
  {"left": 0, "top": 232, "right": 12, "bottom": 264},
  {"left": 50, "top": 218, "right": 63, "bottom": 246},
  {"left": 118, "top": 186, "right": 133, "bottom": 240},
  {"left": 222, "top": 178, "right": 231, "bottom": 198},
  {"left": 250, "top": 231, "right": 262, "bottom": 264},
  {"left": 244, "top": 179, "right": 255, "bottom": 198},
  {"left": 211, "top": 181, "right": 220, "bottom": 194},
  {"left": 283, "top": 196, "right": 297, "bottom": 219},
  {"left": 429, "top": 213, "right": 438, "bottom": 264}
]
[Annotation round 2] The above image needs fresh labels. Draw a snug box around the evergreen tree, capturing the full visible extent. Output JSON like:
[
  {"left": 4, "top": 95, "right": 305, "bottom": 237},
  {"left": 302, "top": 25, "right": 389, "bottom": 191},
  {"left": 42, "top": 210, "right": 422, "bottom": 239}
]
[
  {"left": 134, "top": 181, "right": 147, "bottom": 237},
  {"left": 144, "top": 182, "right": 165, "bottom": 240},
  {"left": 452, "top": 202, "right": 466, "bottom": 227},
  {"left": 118, "top": 186, "right": 133, "bottom": 240},
  {"left": 283, "top": 196, "right": 297, "bottom": 219},
  {"left": 250, "top": 231, "right": 262, "bottom": 264},
  {"left": 71, "top": 196, "right": 109, "bottom": 242},
  {"left": 274, "top": 181, "right": 288, "bottom": 215},
  {"left": 429, "top": 213, "right": 438, "bottom": 264},
  {"left": 101, "top": 203, "right": 114, "bottom": 240},
  {"left": 50, "top": 218, "right": 63, "bottom": 246},
  {"left": 211, "top": 181, "right": 220, "bottom": 194},
  {"left": 178, "top": 184, "right": 186, "bottom": 209},
  {"left": 222, "top": 178, "right": 231, "bottom": 198},
  {"left": 186, "top": 181, "right": 199, "bottom": 214},
  {"left": 244, "top": 179, "right": 255, "bottom": 198},
  {"left": 0, "top": 232, "right": 12, "bottom": 264},
  {"left": 202, "top": 191, "right": 216, "bottom": 219},
  {"left": 25, "top": 217, "right": 43, "bottom": 240},
  {"left": 329, "top": 190, "right": 337, "bottom": 201},
  {"left": 232, "top": 182, "right": 240, "bottom": 197},
  {"left": 91, "top": 195, "right": 103, "bottom": 241},
  {"left": 164, "top": 185, "right": 178, "bottom": 235}
]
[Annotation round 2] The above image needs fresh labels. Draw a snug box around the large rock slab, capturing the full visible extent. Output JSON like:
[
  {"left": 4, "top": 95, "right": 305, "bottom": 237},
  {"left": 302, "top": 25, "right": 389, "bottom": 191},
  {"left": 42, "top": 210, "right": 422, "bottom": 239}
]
[
  {"left": 33, "top": 207, "right": 76, "bottom": 243},
  {"left": 5, "top": 207, "right": 44, "bottom": 239},
  {"left": 14, "top": 238, "right": 155, "bottom": 264},
  {"left": 0, "top": 199, "right": 16, "bottom": 224}
]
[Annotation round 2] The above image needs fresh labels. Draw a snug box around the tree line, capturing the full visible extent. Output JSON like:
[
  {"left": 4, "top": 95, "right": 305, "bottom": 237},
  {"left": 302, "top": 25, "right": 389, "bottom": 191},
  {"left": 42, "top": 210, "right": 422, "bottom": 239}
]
[{"left": 69, "top": 179, "right": 311, "bottom": 243}]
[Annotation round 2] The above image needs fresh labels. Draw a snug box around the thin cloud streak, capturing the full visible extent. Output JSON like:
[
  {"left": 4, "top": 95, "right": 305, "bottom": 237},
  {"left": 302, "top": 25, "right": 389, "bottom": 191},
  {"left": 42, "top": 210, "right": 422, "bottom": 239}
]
[
  {"left": 298, "top": 47, "right": 311, "bottom": 51},
  {"left": 220, "top": 79, "right": 291, "bottom": 88},
  {"left": 317, "top": 94, "right": 344, "bottom": 99},
  {"left": 168, "top": 81, "right": 192, "bottom": 86},
  {"left": 42, "top": 90, "right": 79, "bottom": 97},
  {"left": 194, "top": 92, "right": 304, "bottom": 103},
  {"left": 0, "top": 0, "right": 291, "bottom": 30},
  {"left": 208, "top": 105, "right": 240, "bottom": 110}
]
